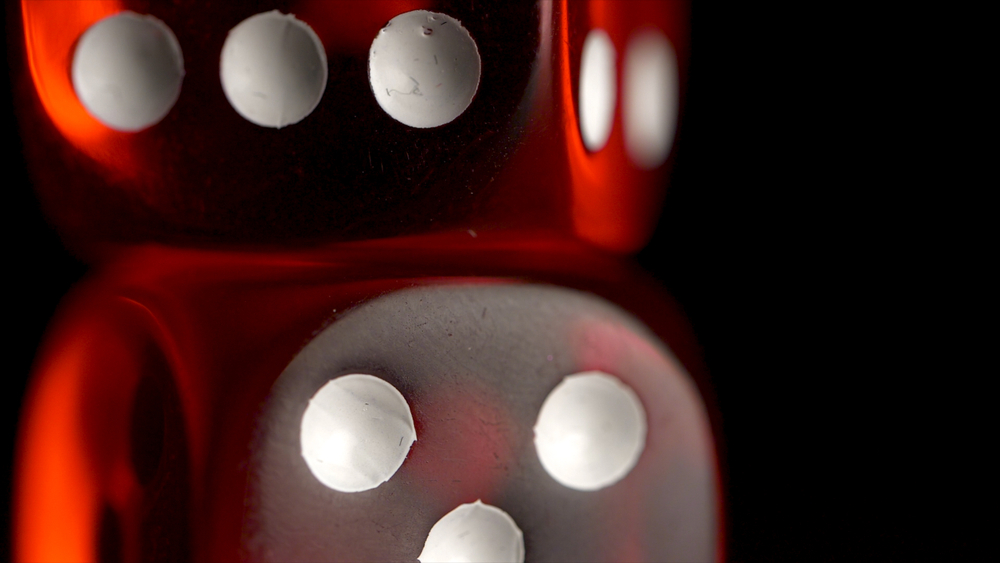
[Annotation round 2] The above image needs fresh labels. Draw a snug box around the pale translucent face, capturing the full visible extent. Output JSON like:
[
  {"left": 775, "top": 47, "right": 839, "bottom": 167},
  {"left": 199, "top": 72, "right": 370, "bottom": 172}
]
[{"left": 248, "top": 285, "right": 717, "bottom": 562}]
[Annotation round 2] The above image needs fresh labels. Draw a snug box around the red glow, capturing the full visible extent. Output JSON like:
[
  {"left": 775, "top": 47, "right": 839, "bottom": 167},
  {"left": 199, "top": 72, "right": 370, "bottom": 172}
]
[
  {"left": 15, "top": 339, "right": 100, "bottom": 563},
  {"left": 21, "top": 0, "right": 141, "bottom": 174},
  {"left": 14, "top": 298, "right": 183, "bottom": 562},
  {"left": 293, "top": 0, "right": 430, "bottom": 54}
]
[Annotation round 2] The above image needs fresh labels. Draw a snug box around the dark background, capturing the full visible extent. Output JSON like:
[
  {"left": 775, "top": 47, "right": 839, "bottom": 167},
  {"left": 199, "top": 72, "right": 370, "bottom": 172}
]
[{"left": 4, "top": 3, "right": 970, "bottom": 561}]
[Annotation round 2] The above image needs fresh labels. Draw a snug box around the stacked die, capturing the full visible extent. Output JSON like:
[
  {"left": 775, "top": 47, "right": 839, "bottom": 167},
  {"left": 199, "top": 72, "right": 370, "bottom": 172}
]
[{"left": 12, "top": 1, "right": 719, "bottom": 561}]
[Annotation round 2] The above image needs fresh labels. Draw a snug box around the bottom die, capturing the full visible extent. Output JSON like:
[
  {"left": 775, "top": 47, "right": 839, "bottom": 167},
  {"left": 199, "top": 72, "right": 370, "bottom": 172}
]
[
  {"left": 247, "top": 284, "right": 717, "bottom": 562},
  {"left": 15, "top": 245, "right": 720, "bottom": 562}
]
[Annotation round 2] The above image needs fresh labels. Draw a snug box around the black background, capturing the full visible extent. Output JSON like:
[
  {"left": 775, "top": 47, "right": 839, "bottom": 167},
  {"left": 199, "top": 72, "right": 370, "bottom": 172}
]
[{"left": 3, "top": 3, "right": 972, "bottom": 561}]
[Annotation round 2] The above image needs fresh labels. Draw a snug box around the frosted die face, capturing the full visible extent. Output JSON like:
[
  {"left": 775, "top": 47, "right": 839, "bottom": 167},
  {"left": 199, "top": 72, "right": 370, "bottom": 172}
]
[
  {"left": 220, "top": 11, "right": 327, "bottom": 128},
  {"left": 369, "top": 10, "right": 481, "bottom": 128},
  {"left": 247, "top": 285, "right": 717, "bottom": 562},
  {"left": 72, "top": 12, "right": 184, "bottom": 132}
]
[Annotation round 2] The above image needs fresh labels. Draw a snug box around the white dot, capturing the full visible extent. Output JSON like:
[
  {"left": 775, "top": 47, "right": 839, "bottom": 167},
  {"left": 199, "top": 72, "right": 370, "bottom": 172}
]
[
  {"left": 300, "top": 374, "right": 415, "bottom": 493},
  {"left": 220, "top": 11, "right": 327, "bottom": 128},
  {"left": 533, "top": 371, "right": 646, "bottom": 491},
  {"left": 623, "top": 30, "right": 678, "bottom": 169},
  {"left": 578, "top": 29, "right": 616, "bottom": 152},
  {"left": 71, "top": 12, "right": 184, "bottom": 132},
  {"left": 419, "top": 501, "right": 524, "bottom": 563},
  {"left": 369, "top": 10, "right": 481, "bottom": 128}
]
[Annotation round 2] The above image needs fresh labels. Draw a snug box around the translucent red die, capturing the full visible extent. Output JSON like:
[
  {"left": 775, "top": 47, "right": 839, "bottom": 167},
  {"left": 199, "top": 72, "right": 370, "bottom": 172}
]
[{"left": 12, "top": 1, "right": 721, "bottom": 561}]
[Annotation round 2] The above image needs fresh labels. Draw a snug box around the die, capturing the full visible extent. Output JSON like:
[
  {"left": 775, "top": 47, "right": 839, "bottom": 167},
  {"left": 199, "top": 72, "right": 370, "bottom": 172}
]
[{"left": 11, "top": 1, "right": 718, "bottom": 561}]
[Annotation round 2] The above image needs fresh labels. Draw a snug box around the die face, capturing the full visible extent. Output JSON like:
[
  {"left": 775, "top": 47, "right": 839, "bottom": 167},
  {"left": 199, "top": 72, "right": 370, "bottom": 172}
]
[
  {"left": 13, "top": 242, "right": 719, "bottom": 562},
  {"left": 13, "top": 0, "right": 687, "bottom": 257},
  {"left": 247, "top": 284, "right": 716, "bottom": 562},
  {"left": 15, "top": 1, "right": 538, "bottom": 252}
]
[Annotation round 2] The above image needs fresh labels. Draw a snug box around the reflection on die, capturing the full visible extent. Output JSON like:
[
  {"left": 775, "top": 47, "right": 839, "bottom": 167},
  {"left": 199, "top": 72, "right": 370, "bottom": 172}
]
[{"left": 12, "top": 1, "right": 718, "bottom": 562}]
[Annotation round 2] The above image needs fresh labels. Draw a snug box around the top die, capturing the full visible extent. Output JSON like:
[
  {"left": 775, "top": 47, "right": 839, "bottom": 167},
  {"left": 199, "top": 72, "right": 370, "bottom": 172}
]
[{"left": 13, "top": 0, "right": 687, "bottom": 260}]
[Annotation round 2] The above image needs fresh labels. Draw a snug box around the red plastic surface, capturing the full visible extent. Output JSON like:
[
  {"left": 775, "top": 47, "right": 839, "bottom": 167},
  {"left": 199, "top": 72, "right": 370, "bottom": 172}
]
[{"left": 16, "top": 0, "right": 687, "bottom": 257}]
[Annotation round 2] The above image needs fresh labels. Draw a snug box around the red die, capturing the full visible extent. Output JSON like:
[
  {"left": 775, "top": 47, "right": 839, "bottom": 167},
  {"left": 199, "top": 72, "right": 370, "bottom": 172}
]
[{"left": 11, "top": 1, "right": 719, "bottom": 562}]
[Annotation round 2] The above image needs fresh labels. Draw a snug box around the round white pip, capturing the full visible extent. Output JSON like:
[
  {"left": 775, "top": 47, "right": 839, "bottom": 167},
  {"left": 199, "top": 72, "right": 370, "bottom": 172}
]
[
  {"left": 579, "top": 29, "right": 616, "bottom": 152},
  {"left": 71, "top": 12, "right": 184, "bottom": 132},
  {"left": 534, "top": 371, "right": 647, "bottom": 491},
  {"left": 220, "top": 11, "right": 327, "bottom": 128},
  {"left": 623, "top": 30, "right": 679, "bottom": 169},
  {"left": 419, "top": 500, "right": 524, "bottom": 563},
  {"left": 369, "top": 10, "right": 481, "bottom": 128},
  {"left": 300, "top": 374, "right": 415, "bottom": 493}
]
